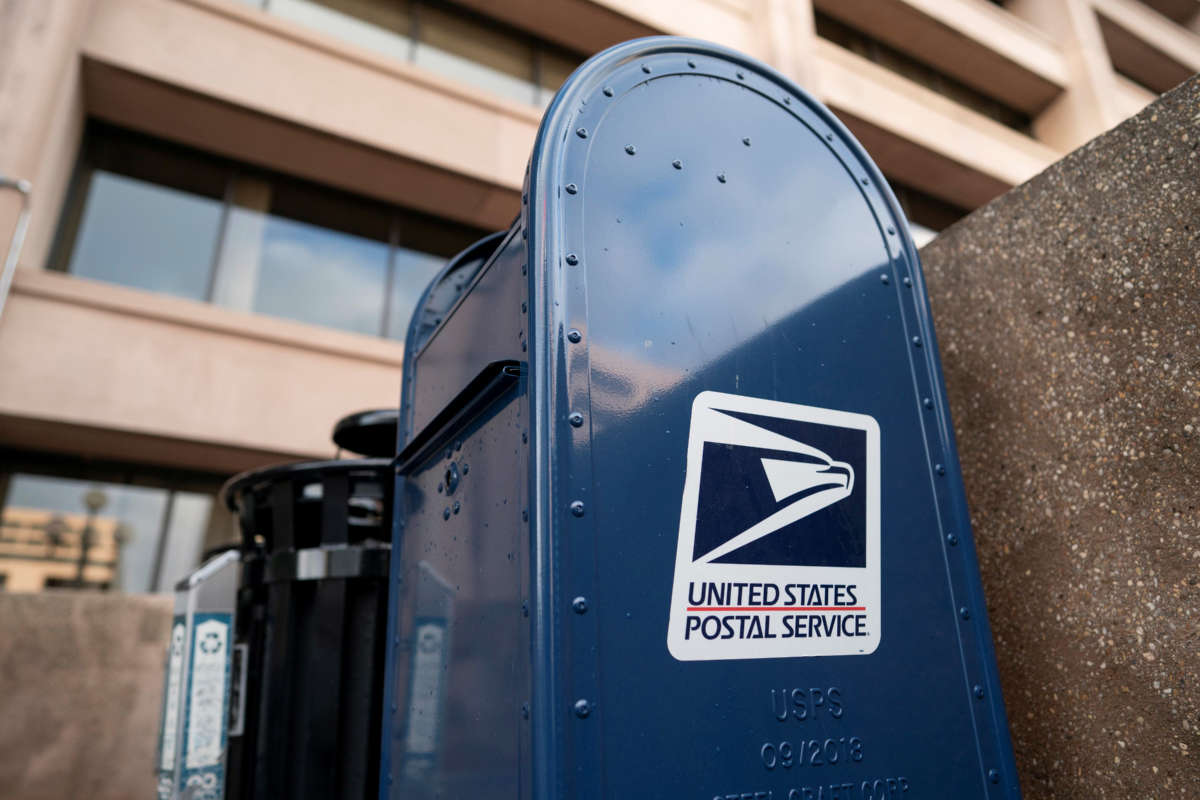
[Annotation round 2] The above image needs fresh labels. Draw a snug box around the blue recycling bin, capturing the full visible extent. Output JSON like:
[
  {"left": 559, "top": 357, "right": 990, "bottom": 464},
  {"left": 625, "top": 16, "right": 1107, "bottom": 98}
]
[{"left": 381, "top": 36, "right": 1020, "bottom": 800}]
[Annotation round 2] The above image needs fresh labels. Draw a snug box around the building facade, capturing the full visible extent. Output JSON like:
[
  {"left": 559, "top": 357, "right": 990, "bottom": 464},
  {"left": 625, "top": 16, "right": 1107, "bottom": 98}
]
[{"left": 0, "top": 0, "right": 1198, "bottom": 596}]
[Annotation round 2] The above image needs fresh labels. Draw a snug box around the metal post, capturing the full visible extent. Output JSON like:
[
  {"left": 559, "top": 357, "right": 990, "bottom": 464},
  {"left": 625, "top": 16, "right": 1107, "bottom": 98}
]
[{"left": 0, "top": 175, "right": 33, "bottom": 327}]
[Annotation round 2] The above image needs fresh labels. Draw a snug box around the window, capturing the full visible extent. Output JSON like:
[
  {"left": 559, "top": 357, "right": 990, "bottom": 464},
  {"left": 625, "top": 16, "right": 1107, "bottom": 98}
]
[
  {"left": 815, "top": 12, "right": 1034, "bottom": 135},
  {"left": 51, "top": 123, "right": 485, "bottom": 340},
  {"left": 270, "top": 0, "right": 415, "bottom": 63},
  {"left": 414, "top": 3, "right": 536, "bottom": 104},
  {"left": 0, "top": 457, "right": 235, "bottom": 594},
  {"left": 54, "top": 132, "right": 227, "bottom": 302},
  {"left": 241, "top": 0, "right": 583, "bottom": 107}
]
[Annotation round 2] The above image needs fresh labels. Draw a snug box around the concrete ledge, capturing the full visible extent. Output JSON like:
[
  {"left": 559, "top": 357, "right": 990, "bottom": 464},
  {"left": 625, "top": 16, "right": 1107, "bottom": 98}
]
[
  {"left": 0, "top": 591, "right": 172, "bottom": 800},
  {"left": 921, "top": 75, "right": 1199, "bottom": 797},
  {"left": 1094, "top": 0, "right": 1200, "bottom": 94},
  {"left": 594, "top": 0, "right": 761, "bottom": 56},
  {"left": 1112, "top": 72, "right": 1159, "bottom": 120},
  {"left": 815, "top": 39, "right": 1061, "bottom": 208},
  {"left": 0, "top": 270, "right": 404, "bottom": 467},
  {"left": 813, "top": 0, "right": 1070, "bottom": 113}
]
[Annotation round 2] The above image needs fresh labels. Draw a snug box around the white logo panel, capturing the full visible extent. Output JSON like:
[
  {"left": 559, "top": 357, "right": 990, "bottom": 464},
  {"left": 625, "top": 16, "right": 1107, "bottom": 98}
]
[{"left": 666, "top": 391, "right": 880, "bottom": 661}]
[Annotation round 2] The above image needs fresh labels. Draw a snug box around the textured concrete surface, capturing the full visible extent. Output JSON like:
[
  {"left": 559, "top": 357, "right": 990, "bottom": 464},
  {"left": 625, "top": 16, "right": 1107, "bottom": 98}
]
[
  {"left": 922, "top": 76, "right": 1198, "bottom": 797},
  {"left": 0, "top": 591, "right": 172, "bottom": 800}
]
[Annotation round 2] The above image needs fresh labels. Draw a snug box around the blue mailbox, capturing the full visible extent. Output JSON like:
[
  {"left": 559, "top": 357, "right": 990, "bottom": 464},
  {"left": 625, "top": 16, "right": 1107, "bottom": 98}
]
[{"left": 382, "top": 36, "right": 1020, "bottom": 800}]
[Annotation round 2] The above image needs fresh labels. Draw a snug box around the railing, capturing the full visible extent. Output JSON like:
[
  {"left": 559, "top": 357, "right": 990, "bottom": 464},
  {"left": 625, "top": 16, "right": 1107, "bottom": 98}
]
[{"left": 0, "top": 175, "right": 32, "bottom": 326}]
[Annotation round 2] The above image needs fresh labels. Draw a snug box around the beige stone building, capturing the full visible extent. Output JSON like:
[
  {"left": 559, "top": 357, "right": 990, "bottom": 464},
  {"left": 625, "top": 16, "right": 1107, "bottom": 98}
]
[{"left": 1, "top": 0, "right": 1198, "bottom": 595}]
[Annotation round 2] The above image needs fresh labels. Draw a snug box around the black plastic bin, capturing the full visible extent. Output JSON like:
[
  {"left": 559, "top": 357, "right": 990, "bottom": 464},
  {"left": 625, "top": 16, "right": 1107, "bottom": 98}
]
[{"left": 220, "top": 410, "right": 396, "bottom": 800}]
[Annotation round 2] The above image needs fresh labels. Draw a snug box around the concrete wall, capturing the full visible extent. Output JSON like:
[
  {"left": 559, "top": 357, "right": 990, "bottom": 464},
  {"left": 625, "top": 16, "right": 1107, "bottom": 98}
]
[
  {"left": 922, "top": 76, "right": 1198, "bottom": 798},
  {"left": 0, "top": 592, "right": 173, "bottom": 800}
]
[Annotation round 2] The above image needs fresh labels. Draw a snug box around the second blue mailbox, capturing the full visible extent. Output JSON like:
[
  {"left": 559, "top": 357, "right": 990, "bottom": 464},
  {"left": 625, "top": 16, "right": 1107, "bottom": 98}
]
[{"left": 381, "top": 36, "right": 1020, "bottom": 800}]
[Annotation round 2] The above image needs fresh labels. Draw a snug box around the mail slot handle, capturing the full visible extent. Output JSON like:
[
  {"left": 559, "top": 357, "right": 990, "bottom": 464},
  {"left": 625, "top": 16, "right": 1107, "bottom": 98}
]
[{"left": 395, "top": 359, "right": 522, "bottom": 475}]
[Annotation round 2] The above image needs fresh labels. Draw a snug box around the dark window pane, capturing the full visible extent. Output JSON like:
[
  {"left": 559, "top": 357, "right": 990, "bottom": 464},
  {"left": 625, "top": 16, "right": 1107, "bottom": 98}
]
[
  {"left": 84, "top": 123, "right": 230, "bottom": 198},
  {"left": 66, "top": 171, "right": 223, "bottom": 301},
  {"left": 267, "top": 172, "right": 394, "bottom": 242}
]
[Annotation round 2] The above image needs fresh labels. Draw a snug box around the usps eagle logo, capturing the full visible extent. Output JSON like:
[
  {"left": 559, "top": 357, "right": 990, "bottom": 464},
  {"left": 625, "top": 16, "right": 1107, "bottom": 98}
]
[{"left": 666, "top": 392, "right": 881, "bottom": 661}]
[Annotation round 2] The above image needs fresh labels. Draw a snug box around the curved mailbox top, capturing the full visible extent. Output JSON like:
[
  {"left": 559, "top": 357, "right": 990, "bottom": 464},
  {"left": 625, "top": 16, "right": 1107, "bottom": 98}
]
[
  {"left": 384, "top": 36, "right": 1020, "bottom": 800},
  {"left": 405, "top": 230, "right": 507, "bottom": 359}
]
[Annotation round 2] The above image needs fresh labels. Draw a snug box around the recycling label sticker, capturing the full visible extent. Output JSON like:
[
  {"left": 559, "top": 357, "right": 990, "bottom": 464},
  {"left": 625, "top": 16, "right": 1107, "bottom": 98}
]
[
  {"left": 667, "top": 391, "right": 880, "bottom": 661},
  {"left": 181, "top": 613, "right": 232, "bottom": 800},
  {"left": 156, "top": 617, "right": 186, "bottom": 800}
]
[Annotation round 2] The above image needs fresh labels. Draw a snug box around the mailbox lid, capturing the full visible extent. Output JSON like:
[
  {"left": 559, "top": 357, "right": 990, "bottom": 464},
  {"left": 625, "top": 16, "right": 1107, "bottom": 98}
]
[{"left": 525, "top": 38, "right": 1019, "bottom": 799}]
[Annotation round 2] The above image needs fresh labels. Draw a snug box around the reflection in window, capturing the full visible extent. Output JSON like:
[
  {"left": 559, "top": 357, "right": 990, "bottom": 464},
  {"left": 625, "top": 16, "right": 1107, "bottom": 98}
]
[
  {"left": 0, "top": 473, "right": 224, "bottom": 594},
  {"left": 51, "top": 123, "right": 484, "bottom": 340},
  {"left": 247, "top": 0, "right": 582, "bottom": 107},
  {"left": 256, "top": 216, "right": 392, "bottom": 335},
  {"left": 213, "top": 173, "right": 394, "bottom": 335},
  {"left": 67, "top": 173, "right": 223, "bottom": 301}
]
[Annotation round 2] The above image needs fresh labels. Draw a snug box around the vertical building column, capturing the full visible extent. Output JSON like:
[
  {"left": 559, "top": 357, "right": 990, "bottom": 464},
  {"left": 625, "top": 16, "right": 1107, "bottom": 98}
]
[
  {"left": 0, "top": 0, "right": 95, "bottom": 273},
  {"left": 209, "top": 176, "right": 274, "bottom": 312},
  {"left": 755, "top": 0, "right": 819, "bottom": 95},
  {"left": 1008, "top": 0, "right": 1123, "bottom": 152}
]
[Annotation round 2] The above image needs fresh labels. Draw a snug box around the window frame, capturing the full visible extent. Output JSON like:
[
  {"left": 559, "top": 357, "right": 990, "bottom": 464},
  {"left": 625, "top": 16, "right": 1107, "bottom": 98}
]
[{"left": 48, "top": 121, "right": 486, "bottom": 341}]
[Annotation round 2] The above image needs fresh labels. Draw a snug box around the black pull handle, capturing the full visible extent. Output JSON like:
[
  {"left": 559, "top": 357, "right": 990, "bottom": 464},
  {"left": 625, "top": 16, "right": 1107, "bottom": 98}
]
[{"left": 394, "top": 360, "right": 523, "bottom": 474}]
